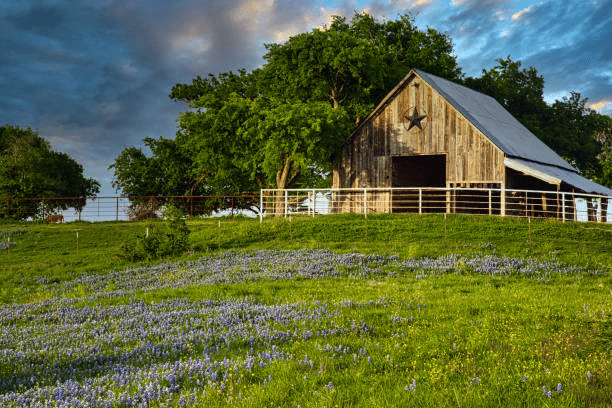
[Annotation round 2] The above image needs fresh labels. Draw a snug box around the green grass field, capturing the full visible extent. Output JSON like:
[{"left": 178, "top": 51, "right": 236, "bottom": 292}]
[{"left": 0, "top": 214, "right": 611, "bottom": 406}]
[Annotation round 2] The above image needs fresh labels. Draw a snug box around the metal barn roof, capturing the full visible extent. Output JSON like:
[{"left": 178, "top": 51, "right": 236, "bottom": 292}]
[{"left": 414, "top": 70, "right": 611, "bottom": 196}]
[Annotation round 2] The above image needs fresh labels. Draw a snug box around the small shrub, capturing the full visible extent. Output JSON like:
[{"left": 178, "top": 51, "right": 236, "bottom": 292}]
[
  {"left": 127, "top": 200, "right": 159, "bottom": 221},
  {"left": 120, "top": 205, "right": 190, "bottom": 261}
]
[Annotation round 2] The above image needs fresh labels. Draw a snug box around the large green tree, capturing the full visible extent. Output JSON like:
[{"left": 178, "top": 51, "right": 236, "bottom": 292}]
[
  {"left": 0, "top": 125, "right": 100, "bottom": 219},
  {"left": 543, "top": 92, "right": 604, "bottom": 176},
  {"left": 167, "top": 13, "right": 460, "bottom": 196},
  {"left": 109, "top": 137, "right": 194, "bottom": 197},
  {"left": 175, "top": 93, "right": 351, "bottom": 192}
]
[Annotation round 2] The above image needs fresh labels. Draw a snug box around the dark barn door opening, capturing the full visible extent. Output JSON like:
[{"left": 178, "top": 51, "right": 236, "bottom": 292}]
[{"left": 392, "top": 155, "right": 446, "bottom": 213}]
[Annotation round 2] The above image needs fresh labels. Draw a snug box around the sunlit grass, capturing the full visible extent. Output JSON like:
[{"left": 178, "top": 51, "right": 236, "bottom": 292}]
[{"left": 0, "top": 215, "right": 610, "bottom": 406}]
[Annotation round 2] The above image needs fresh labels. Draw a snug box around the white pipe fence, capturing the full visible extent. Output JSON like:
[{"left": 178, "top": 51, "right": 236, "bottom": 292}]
[{"left": 260, "top": 187, "right": 612, "bottom": 224}]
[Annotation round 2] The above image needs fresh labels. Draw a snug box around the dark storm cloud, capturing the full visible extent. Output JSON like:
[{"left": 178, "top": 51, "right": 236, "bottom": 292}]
[
  {"left": 1, "top": 0, "right": 611, "bottom": 194},
  {"left": 1, "top": 0, "right": 355, "bottom": 194},
  {"left": 0, "top": 0, "right": 271, "bottom": 194}
]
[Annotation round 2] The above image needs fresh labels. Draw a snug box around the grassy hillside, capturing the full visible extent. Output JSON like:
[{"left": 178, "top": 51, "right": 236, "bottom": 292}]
[
  {"left": 2, "top": 213, "right": 611, "bottom": 282},
  {"left": 0, "top": 214, "right": 611, "bottom": 407}
]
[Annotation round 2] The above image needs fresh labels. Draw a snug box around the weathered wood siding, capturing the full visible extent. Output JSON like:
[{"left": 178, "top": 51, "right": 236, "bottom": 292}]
[{"left": 333, "top": 72, "right": 505, "bottom": 193}]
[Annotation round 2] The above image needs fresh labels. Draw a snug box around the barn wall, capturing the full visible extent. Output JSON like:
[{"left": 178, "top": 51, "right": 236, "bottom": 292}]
[{"left": 334, "top": 72, "right": 505, "bottom": 192}]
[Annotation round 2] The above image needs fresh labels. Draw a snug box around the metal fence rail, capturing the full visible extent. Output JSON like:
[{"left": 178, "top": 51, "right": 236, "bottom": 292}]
[
  {"left": 3, "top": 189, "right": 610, "bottom": 224},
  {"left": 260, "top": 187, "right": 612, "bottom": 224},
  {"left": 0, "top": 195, "right": 258, "bottom": 222}
]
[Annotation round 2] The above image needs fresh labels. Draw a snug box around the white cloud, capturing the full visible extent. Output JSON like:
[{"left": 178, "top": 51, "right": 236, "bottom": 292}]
[
  {"left": 171, "top": 25, "right": 212, "bottom": 59},
  {"left": 232, "top": 0, "right": 275, "bottom": 22},
  {"left": 588, "top": 99, "right": 612, "bottom": 112},
  {"left": 400, "top": 0, "right": 435, "bottom": 6},
  {"left": 450, "top": 0, "right": 511, "bottom": 6},
  {"left": 231, "top": 2, "right": 342, "bottom": 44},
  {"left": 512, "top": 5, "right": 534, "bottom": 21}
]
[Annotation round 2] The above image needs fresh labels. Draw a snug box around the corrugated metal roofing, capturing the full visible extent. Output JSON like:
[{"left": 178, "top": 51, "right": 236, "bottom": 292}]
[
  {"left": 414, "top": 69, "right": 577, "bottom": 172},
  {"left": 507, "top": 158, "right": 612, "bottom": 196}
]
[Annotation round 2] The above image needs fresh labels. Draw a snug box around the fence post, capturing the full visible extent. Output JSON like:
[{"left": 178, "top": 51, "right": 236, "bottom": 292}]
[
  {"left": 418, "top": 188, "right": 422, "bottom": 214},
  {"left": 259, "top": 190, "right": 264, "bottom": 223},
  {"left": 116, "top": 197, "right": 119, "bottom": 221},
  {"left": 312, "top": 190, "right": 316, "bottom": 217},
  {"left": 284, "top": 190, "right": 288, "bottom": 218},
  {"left": 488, "top": 189, "right": 492, "bottom": 216},
  {"left": 42, "top": 199, "right": 45, "bottom": 220},
  {"left": 446, "top": 186, "right": 451, "bottom": 214},
  {"left": 562, "top": 193, "right": 566, "bottom": 222},
  {"left": 597, "top": 197, "right": 601, "bottom": 223},
  {"left": 500, "top": 186, "right": 506, "bottom": 217},
  {"left": 363, "top": 188, "right": 367, "bottom": 218}
]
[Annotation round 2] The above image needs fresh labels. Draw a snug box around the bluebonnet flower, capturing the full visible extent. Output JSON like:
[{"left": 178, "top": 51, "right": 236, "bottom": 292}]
[
  {"left": 405, "top": 380, "right": 417, "bottom": 391},
  {"left": 541, "top": 385, "right": 553, "bottom": 398}
]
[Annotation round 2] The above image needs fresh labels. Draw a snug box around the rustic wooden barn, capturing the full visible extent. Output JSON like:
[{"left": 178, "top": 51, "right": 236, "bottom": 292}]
[{"left": 331, "top": 69, "right": 612, "bottom": 219}]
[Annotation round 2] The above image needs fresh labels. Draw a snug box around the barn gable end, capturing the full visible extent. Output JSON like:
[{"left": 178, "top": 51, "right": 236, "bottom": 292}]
[{"left": 332, "top": 70, "right": 506, "bottom": 191}]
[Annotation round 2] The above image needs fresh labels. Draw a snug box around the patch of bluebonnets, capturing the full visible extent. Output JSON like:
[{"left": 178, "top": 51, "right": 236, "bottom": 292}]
[{"left": 0, "top": 250, "right": 599, "bottom": 406}]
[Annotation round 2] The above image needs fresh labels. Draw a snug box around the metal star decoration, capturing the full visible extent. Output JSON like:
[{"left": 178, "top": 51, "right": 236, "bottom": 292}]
[{"left": 404, "top": 107, "right": 427, "bottom": 131}]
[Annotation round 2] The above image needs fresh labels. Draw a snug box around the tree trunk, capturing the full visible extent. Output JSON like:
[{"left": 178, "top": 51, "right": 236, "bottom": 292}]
[{"left": 275, "top": 157, "right": 292, "bottom": 216}]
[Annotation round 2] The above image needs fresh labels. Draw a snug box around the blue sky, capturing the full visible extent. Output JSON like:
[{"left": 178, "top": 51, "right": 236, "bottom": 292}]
[{"left": 1, "top": 0, "right": 611, "bottom": 195}]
